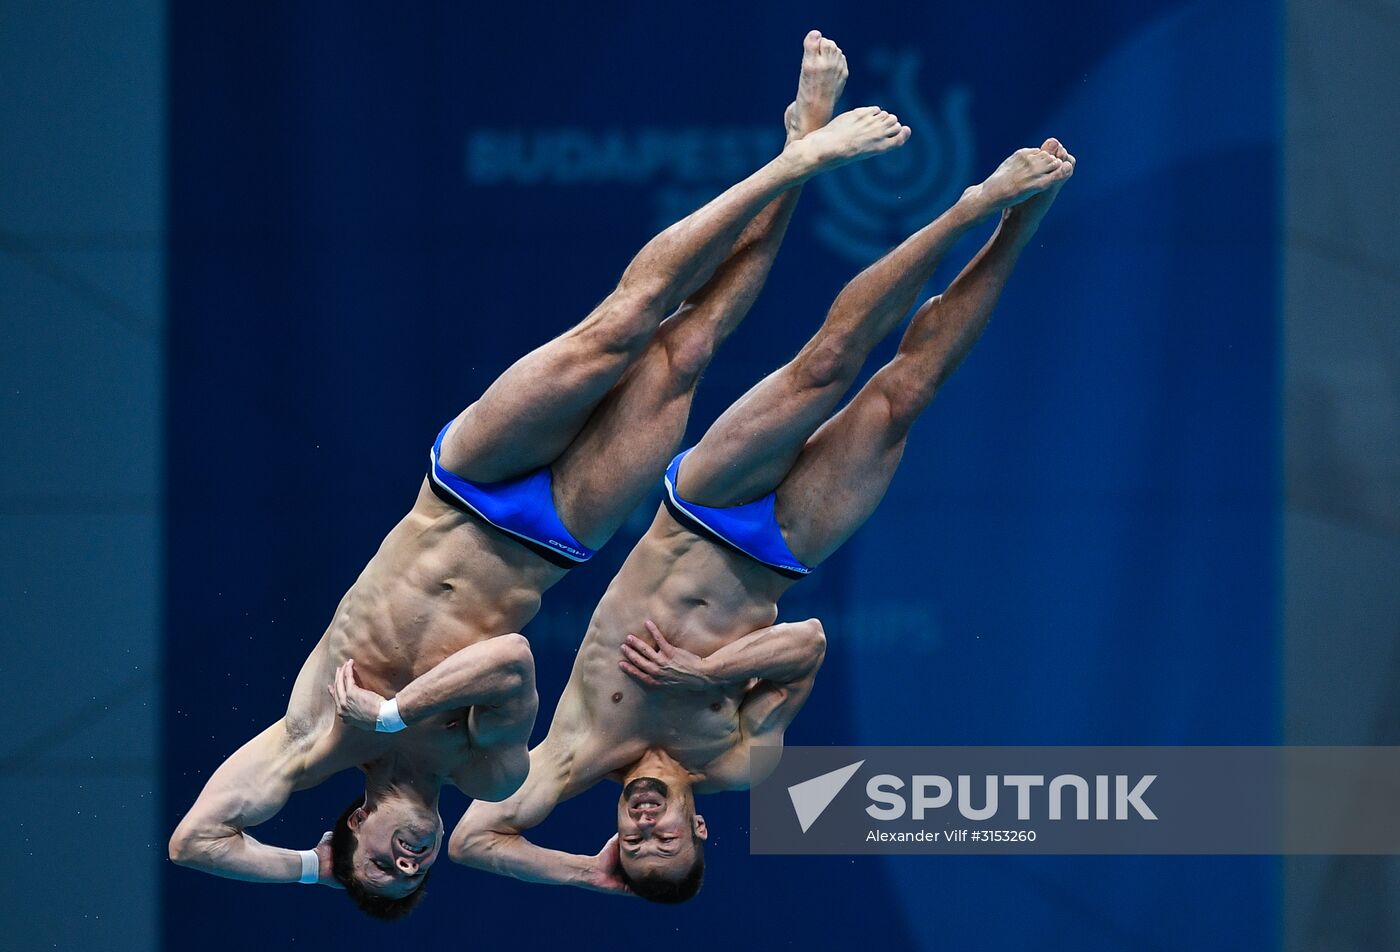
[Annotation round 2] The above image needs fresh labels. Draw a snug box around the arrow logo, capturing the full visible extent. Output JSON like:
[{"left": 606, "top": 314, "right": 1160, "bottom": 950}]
[{"left": 787, "top": 760, "right": 865, "bottom": 833}]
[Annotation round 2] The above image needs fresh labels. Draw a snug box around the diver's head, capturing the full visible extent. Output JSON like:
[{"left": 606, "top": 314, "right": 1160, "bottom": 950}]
[
  {"left": 615, "top": 775, "right": 706, "bottom": 903},
  {"left": 329, "top": 792, "right": 442, "bottom": 919}
]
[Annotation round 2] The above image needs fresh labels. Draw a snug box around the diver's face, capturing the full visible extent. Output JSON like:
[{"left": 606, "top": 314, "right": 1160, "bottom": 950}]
[
  {"left": 349, "top": 803, "right": 442, "bottom": 897},
  {"left": 615, "top": 777, "right": 706, "bottom": 876}
]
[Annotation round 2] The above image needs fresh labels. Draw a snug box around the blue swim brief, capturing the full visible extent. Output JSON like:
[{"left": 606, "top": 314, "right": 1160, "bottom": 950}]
[
  {"left": 660, "top": 448, "right": 813, "bottom": 580},
  {"left": 428, "top": 421, "right": 595, "bottom": 569}
]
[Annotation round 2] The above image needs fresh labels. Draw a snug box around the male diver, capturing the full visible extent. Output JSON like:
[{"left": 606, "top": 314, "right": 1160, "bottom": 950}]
[
  {"left": 168, "top": 31, "right": 901, "bottom": 919},
  {"left": 450, "top": 137, "right": 1076, "bottom": 903}
]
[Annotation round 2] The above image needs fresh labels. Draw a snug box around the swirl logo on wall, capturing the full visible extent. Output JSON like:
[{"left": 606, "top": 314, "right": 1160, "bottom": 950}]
[{"left": 814, "top": 52, "right": 974, "bottom": 263}]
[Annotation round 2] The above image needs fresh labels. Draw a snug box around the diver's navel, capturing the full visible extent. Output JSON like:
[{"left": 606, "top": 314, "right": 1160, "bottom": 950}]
[{"left": 612, "top": 692, "right": 624, "bottom": 704}]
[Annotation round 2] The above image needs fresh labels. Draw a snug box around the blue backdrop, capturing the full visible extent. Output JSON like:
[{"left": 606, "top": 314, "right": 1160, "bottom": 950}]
[{"left": 165, "top": 1, "right": 1279, "bottom": 948}]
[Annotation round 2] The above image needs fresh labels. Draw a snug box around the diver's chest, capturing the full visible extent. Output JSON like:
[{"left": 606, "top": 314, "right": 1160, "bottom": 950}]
[
  {"left": 396, "top": 710, "right": 474, "bottom": 764},
  {"left": 622, "top": 689, "right": 742, "bottom": 759}
]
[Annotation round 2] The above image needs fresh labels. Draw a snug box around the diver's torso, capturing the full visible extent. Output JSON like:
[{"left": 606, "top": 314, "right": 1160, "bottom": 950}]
[
  {"left": 286, "top": 480, "right": 562, "bottom": 777},
  {"left": 561, "top": 507, "right": 796, "bottom": 777}
]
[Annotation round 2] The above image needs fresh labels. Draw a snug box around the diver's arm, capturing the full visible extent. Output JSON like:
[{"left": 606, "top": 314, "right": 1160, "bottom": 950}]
[
  {"left": 697, "top": 621, "right": 828, "bottom": 791},
  {"left": 167, "top": 722, "right": 338, "bottom": 886},
  {"left": 620, "top": 617, "right": 827, "bottom": 689},
  {"left": 328, "top": 633, "right": 534, "bottom": 731},
  {"left": 449, "top": 738, "right": 630, "bottom": 894}
]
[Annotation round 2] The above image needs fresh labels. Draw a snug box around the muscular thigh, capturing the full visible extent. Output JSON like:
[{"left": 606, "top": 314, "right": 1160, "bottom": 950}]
[
  {"left": 774, "top": 390, "right": 910, "bottom": 566},
  {"left": 438, "top": 308, "right": 642, "bottom": 484},
  {"left": 550, "top": 342, "right": 697, "bottom": 549}
]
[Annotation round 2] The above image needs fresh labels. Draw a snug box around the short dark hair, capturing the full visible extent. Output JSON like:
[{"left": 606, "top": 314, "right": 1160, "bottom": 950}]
[
  {"left": 329, "top": 799, "right": 431, "bottom": 920},
  {"left": 618, "top": 834, "right": 705, "bottom": 904}
]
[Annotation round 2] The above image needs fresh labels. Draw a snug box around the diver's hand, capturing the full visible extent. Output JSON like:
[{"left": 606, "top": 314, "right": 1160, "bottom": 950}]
[
  {"left": 313, "top": 831, "right": 342, "bottom": 888},
  {"left": 328, "top": 659, "right": 386, "bottom": 732},
  {"left": 619, "top": 620, "right": 717, "bottom": 691},
  {"left": 582, "top": 835, "right": 633, "bottom": 896}
]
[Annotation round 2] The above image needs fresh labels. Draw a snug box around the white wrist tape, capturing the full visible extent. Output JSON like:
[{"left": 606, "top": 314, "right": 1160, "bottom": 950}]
[
  {"left": 375, "top": 697, "right": 407, "bottom": 733},
  {"left": 297, "top": 849, "right": 319, "bottom": 884}
]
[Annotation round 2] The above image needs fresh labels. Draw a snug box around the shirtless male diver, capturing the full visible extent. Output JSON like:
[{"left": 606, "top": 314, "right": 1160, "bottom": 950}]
[
  {"left": 451, "top": 136, "right": 1077, "bottom": 903},
  {"left": 168, "top": 31, "right": 904, "bottom": 919}
]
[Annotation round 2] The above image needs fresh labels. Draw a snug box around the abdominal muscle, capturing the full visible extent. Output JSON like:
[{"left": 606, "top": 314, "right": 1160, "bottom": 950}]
[
  {"left": 292, "top": 485, "right": 561, "bottom": 720},
  {"left": 563, "top": 509, "right": 795, "bottom": 765}
]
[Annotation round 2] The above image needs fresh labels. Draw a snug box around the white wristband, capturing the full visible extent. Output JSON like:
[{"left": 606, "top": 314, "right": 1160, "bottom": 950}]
[
  {"left": 297, "top": 849, "right": 319, "bottom": 884},
  {"left": 375, "top": 697, "right": 407, "bottom": 733}
]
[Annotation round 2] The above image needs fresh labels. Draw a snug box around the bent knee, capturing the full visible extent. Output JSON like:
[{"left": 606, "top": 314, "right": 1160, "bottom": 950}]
[
  {"left": 794, "top": 334, "right": 864, "bottom": 390},
  {"left": 654, "top": 318, "right": 718, "bottom": 383},
  {"left": 871, "top": 370, "right": 936, "bottom": 430},
  {"left": 575, "top": 290, "right": 665, "bottom": 358}
]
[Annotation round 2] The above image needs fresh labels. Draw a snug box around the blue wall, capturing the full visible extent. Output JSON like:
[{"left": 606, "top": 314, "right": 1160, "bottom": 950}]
[{"left": 165, "top": 1, "right": 1279, "bottom": 948}]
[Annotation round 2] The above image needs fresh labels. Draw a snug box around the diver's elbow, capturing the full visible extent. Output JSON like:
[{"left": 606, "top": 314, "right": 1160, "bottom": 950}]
[
  {"left": 802, "top": 618, "right": 828, "bottom": 661},
  {"left": 167, "top": 827, "right": 199, "bottom": 866}
]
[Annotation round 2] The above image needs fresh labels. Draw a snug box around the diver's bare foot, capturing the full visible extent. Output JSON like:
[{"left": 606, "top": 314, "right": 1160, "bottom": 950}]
[
  {"left": 1002, "top": 138, "right": 1076, "bottom": 230},
  {"left": 785, "top": 30, "right": 848, "bottom": 141},
  {"left": 789, "top": 106, "right": 910, "bottom": 171},
  {"left": 969, "top": 140, "right": 1074, "bottom": 215}
]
